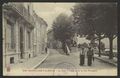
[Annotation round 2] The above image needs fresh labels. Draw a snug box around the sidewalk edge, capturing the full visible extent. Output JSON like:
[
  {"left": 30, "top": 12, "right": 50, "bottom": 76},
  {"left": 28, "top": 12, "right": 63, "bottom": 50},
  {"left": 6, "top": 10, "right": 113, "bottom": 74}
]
[
  {"left": 94, "top": 56, "right": 117, "bottom": 67},
  {"left": 32, "top": 50, "right": 50, "bottom": 69}
]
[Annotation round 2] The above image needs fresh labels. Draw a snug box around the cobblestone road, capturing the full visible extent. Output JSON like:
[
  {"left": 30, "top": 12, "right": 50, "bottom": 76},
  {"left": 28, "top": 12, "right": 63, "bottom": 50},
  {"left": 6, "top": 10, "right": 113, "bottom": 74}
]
[{"left": 37, "top": 49, "right": 116, "bottom": 69}]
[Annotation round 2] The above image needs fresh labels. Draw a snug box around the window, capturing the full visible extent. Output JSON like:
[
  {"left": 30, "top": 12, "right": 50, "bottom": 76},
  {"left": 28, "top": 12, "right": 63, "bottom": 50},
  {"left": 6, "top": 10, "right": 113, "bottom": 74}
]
[
  {"left": 10, "top": 57, "right": 14, "bottom": 64},
  {"left": 7, "top": 20, "right": 15, "bottom": 49},
  {"left": 27, "top": 31, "right": 31, "bottom": 49}
]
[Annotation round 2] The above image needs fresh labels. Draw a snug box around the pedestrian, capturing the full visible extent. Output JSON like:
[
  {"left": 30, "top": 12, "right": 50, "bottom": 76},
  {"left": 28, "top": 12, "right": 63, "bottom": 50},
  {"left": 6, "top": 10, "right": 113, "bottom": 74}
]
[
  {"left": 45, "top": 47, "right": 47, "bottom": 53},
  {"left": 87, "top": 47, "right": 94, "bottom": 66},
  {"left": 79, "top": 47, "right": 85, "bottom": 66}
]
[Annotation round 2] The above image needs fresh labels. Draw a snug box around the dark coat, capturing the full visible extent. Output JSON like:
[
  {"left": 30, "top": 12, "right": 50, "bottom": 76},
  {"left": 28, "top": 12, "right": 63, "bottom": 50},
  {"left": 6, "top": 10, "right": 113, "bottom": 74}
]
[{"left": 87, "top": 49, "right": 93, "bottom": 56}]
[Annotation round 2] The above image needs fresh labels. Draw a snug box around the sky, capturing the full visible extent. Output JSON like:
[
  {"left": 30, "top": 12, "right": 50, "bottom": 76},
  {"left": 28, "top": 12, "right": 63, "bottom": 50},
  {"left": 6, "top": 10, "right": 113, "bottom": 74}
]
[{"left": 33, "top": 3, "right": 75, "bottom": 30}]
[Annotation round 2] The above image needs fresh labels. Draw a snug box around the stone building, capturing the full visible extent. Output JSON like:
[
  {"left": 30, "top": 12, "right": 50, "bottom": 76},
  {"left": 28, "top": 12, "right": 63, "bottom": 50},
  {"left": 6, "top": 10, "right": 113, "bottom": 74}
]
[
  {"left": 33, "top": 12, "right": 47, "bottom": 56},
  {"left": 39, "top": 17, "right": 48, "bottom": 53},
  {"left": 2, "top": 3, "right": 47, "bottom": 67}
]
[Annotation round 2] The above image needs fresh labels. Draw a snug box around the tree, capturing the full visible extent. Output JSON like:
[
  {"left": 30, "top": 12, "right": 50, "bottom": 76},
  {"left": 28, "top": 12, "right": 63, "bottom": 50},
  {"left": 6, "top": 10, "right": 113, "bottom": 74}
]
[
  {"left": 72, "top": 3, "right": 104, "bottom": 57},
  {"left": 72, "top": 3, "right": 117, "bottom": 59},
  {"left": 93, "top": 3, "right": 117, "bottom": 58},
  {"left": 102, "top": 3, "right": 117, "bottom": 59},
  {"left": 100, "top": 41, "right": 105, "bottom": 52},
  {"left": 52, "top": 13, "right": 75, "bottom": 54}
]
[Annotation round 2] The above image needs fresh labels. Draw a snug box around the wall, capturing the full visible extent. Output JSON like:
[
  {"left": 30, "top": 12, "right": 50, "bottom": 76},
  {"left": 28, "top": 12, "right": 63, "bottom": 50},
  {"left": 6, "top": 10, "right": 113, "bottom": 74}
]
[{"left": 3, "top": 3, "right": 35, "bottom": 66}]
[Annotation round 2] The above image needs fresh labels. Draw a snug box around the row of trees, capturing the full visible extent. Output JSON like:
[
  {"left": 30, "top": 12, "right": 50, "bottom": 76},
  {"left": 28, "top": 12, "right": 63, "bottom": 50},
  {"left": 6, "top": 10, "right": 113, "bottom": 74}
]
[
  {"left": 72, "top": 3, "right": 117, "bottom": 59},
  {"left": 52, "top": 3, "right": 117, "bottom": 59}
]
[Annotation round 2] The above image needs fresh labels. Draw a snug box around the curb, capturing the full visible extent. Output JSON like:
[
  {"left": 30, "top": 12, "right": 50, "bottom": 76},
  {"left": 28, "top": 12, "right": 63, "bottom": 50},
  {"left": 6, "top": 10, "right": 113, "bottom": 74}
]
[
  {"left": 94, "top": 56, "right": 117, "bottom": 67},
  {"left": 31, "top": 49, "right": 50, "bottom": 69}
]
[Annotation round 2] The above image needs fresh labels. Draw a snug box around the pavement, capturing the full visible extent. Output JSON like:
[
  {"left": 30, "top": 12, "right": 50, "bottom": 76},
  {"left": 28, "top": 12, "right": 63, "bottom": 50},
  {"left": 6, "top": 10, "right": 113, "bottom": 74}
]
[
  {"left": 3, "top": 47, "right": 117, "bottom": 76},
  {"left": 3, "top": 49, "right": 50, "bottom": 74},
  {"left": 37, "top": 48, "right": 117, "bottom": 76},
  {"left": 38, "top": 48, "right": 116, "bottom": 69},
  {"left": 94, "top": 54, "right": 117, "bottom": 66}
]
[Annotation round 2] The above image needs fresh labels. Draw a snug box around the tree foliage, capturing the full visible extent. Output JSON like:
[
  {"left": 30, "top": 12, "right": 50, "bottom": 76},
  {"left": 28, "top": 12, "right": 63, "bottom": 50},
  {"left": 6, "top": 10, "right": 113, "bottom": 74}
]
[
  {"left": 52, "top": 13, "right": 75, "bottom": 54},
  {"left": 72, "top": 3, "right": 117, "bottom": 59},
  {"left": 52, "top": 13, "right": 75, "bottom": 42},
  {"left": 72, "top": 3, "right": 117, "bottom": 36}
]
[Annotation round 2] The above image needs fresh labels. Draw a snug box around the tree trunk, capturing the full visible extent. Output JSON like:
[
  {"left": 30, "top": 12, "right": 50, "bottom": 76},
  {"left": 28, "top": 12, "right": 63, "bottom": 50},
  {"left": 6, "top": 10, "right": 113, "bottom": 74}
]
[
  {"left": 98, "top": 39, "right": 101, "bottom": 57},
  {"left": 66, "top": 44, "right": 70, "bottom": 55},
  {"left": 62, "top": 41, "right": 65, "bottom": 52},
  {"left": 109, "top": 38, "right": 113, "bottom": 59},
  {"left": 62, "top": 41, "right": 67, "bottom": 54}
]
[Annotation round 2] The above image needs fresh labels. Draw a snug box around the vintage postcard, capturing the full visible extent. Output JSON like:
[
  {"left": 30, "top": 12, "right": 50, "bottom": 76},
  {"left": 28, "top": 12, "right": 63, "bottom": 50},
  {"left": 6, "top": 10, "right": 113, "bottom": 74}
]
[{"left": 2, "top": 2, "right": 117, "bottom": 76}]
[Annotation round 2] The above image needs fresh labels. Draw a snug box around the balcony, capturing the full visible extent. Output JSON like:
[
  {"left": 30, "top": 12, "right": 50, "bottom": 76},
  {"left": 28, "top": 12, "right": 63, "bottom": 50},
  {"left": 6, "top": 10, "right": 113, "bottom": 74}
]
[{"left": 3, "top": 3, "right": 35, "bottom": 28}]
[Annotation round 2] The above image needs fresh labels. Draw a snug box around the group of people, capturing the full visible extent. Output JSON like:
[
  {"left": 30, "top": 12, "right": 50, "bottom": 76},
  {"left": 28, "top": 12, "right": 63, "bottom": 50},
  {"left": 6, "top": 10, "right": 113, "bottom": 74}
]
[{"left": 79, "top": 46, "right": 94, "bottom": 66}]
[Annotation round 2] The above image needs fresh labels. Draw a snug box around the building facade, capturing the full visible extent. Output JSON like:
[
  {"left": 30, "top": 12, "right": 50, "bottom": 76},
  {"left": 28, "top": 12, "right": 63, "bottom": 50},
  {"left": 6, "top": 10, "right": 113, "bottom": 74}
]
[
  {"left": 2, "top": 3, "right": 47, "bottom": 68},
  {"left": 33, "top": 12, "right": 48, "bottom": 56}
]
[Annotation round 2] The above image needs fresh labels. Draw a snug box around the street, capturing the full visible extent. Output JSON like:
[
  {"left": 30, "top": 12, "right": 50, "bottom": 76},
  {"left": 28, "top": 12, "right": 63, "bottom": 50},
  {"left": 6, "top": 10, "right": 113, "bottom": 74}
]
[
  {"left": 3, "top": 3, "right": 117, "bottom": 76},
  {"left": 36, "top": 49, "right": 116, "bottom": 69}
]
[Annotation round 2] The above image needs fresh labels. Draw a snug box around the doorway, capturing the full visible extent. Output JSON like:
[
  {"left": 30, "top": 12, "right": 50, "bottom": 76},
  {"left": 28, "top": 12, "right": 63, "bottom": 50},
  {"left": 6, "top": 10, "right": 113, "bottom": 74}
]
[{"left": 20, "top": 27, "right": 24, "bottom": 59}]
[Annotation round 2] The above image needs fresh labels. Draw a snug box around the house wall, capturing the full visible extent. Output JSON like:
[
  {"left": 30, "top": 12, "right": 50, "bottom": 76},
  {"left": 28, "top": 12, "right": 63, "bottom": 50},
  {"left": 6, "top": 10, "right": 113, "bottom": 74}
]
[{"left": 3, "top": 3, "right": 35, "bottom": 67}]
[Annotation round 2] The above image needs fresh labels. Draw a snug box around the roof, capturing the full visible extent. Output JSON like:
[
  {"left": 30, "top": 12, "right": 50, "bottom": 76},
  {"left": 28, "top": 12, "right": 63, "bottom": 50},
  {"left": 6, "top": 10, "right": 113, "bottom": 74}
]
[
  {"left": 36, "top": 16, "right": 48, "bottom": 27},
  {"left": 33, "top": 10, "right": 48, "bottom": 27}
]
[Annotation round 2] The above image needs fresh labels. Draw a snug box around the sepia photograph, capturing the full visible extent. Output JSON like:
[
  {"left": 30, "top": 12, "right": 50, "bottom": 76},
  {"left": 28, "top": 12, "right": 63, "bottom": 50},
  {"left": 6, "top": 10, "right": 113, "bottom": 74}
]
[{"left": 2, "top": 2, "right": 117, "bottom": 76}]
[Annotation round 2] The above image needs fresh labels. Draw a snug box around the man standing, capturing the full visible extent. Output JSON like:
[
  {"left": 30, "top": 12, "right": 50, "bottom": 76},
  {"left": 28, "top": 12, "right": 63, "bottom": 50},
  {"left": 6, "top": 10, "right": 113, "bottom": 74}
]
[
  {"left": 79, "top": 47, "right": 85, "bottom": 66},
  {"left": 87, "top": 47, "right": 94, "bottom": 66}
]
